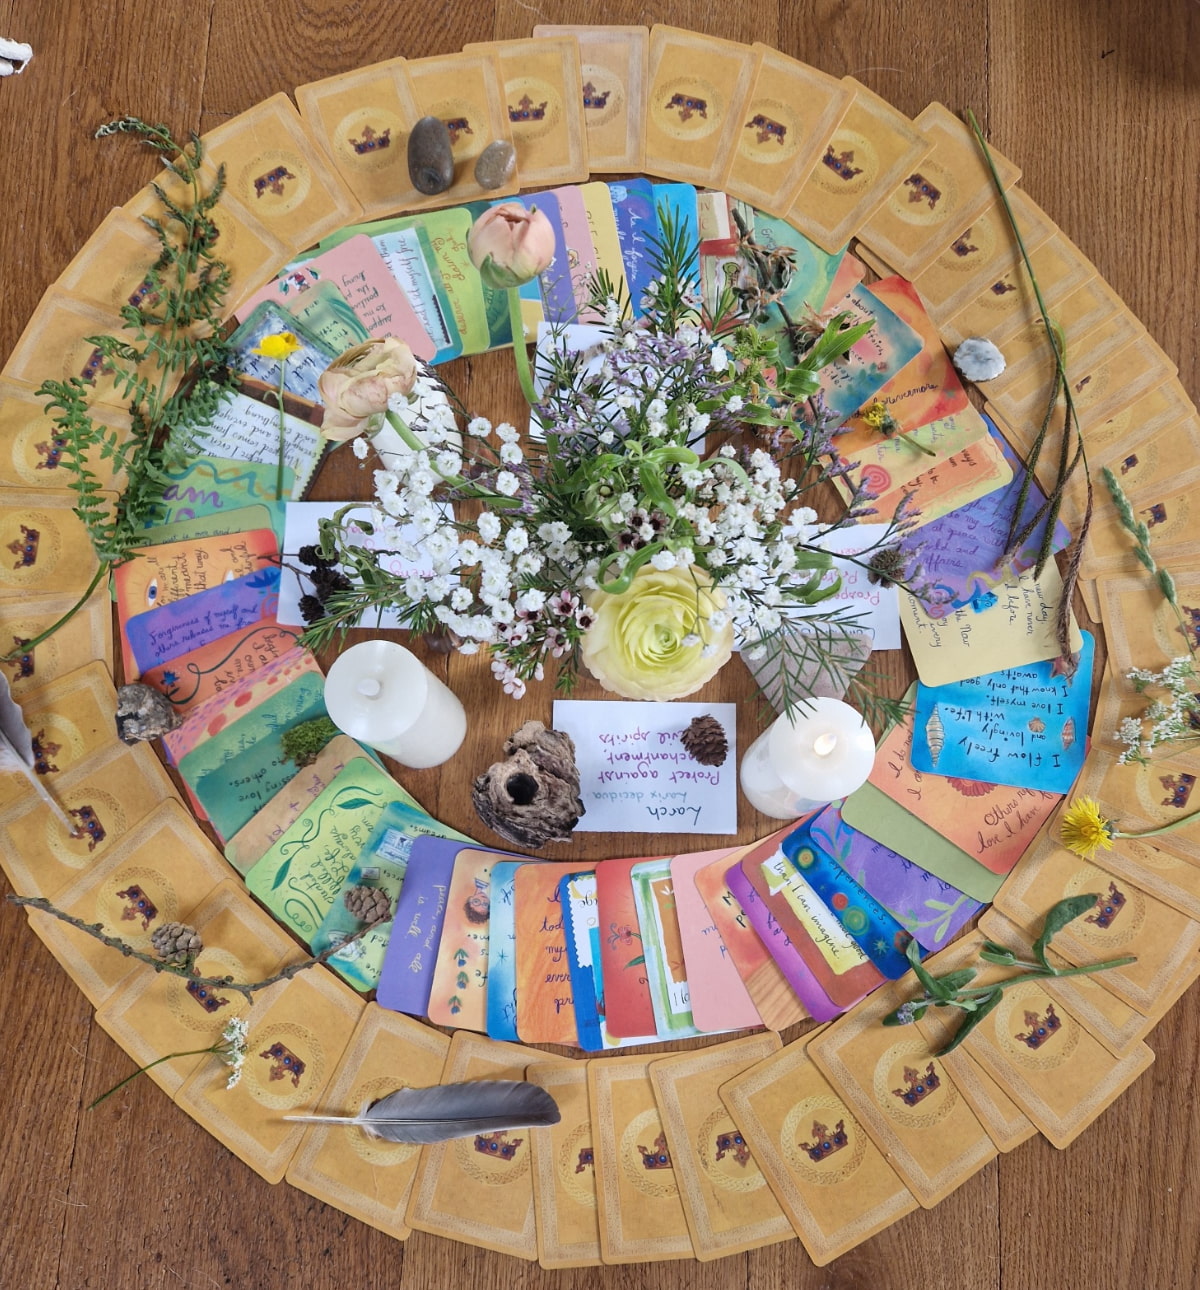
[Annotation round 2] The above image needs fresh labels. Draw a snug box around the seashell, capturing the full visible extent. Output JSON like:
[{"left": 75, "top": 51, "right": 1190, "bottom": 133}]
[
  {"left": 1061, "top": 717, "right": 1076, "bottom": 751},
  {"left": 945, "top": 776, "right": 996, "bottom": 797},
  {"left": 1028, "top": 717, "right": 1046, "bottom": 733},
  {"left": 924, "top": 706, "right": 945, "bottom": 766}
]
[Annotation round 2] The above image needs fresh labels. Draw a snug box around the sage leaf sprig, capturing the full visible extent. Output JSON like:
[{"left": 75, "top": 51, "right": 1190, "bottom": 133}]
[{"left": 882, "top": 895, "right": 1136, "bottom": 1056}]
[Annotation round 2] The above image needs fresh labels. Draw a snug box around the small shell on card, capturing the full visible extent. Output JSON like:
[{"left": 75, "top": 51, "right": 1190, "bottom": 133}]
[{"left": 953, "top": 337, "right": 1007, "bottom": 382}]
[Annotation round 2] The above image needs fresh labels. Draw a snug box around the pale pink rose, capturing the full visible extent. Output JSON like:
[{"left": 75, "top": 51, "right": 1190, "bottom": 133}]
[
  {"left": 318, "top": 337, "right": 418, "bottom": 442},
  {"left": 467, "top": 203, "right": 556, "bottom": 290}
]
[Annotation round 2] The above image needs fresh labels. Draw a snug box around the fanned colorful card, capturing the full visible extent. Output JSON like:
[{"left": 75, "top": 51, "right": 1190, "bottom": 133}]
[
  {"left": 426, "top": 848, "right": 505, "bottom": 1031},
  {"left": 595, "top": 855, "right": 659, "bottom": 1038},
  {"left": 513, "top": 860, "right": 579, "bottom": 1046},
  {"left": 486, "top": 860, "right": 525, "bottom": 1042},
  {"left": 139, "top": 622, "right": 301, "bottom": 715},
  {"left": 631, "top": 858, "right": 703, "bottom": 1039},
  {"left": 229, "top": 301, "right": 339, "bottom": 402},
  {"left": 376, "top": 837, "right": 459, "bottom": 1017}
]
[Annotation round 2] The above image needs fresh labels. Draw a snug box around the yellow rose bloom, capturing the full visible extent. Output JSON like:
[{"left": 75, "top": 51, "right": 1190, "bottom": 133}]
[{"left": 581, "top": 564, "right": 735, "bottom": 701}]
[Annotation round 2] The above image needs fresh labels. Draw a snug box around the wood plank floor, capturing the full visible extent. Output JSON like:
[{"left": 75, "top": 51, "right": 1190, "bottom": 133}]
[{"left": 1, "top": 2, "right": 1198, "bottom": 1287}]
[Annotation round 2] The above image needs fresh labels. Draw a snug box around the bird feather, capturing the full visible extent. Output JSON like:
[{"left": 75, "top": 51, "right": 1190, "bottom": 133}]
[
  {"left": 283, "top": 1079, "right": 561, "bottom": 1145},
  {"left": 0, "top": 671, "right": 78, "bottom": 835}
]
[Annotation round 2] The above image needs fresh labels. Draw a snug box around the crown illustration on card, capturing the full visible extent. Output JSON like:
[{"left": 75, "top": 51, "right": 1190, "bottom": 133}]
[
  {"left": 1015, "top": 1003, "right": 1061, "bottom": 1049},
  {"left": 1160, "top": 772, "right": 1196, "bottom": 809},
  {"left": 442, "top": 117, "right": 472, "bottom": 145},
  {"left": 715, "top": 1130, "right": 752, "bottom": 1166},
  {"left": 821, "top": 145, "right": 862, "bottom": 180},
  {"left": 1086, "top": 881, "right": 1127, "bottom": 929},
  {"left": 799, "top": 1119, "right": 848, "bottom": 1163},
  {"left": 665, "top": 92, "right": 707, "bottom": 123},
  {"left": 474, "top": 1130, "right": 523, "bottom": 1160},
  {"left": 582, "top": 81, "right": 610, "bottom": 109},
  {"left": 186, "top": 979, "right": 230, "bottom": 1014},
  {"left": 904, "top": 172, "right": 941, "bottom": 208},
  {"left": 745, "top": 113, "right": 787, "bottom": 146},
  {"left": 892, "top": 1061, "right": 941, "bottom": 1107},
  {"left": 259, "top": 1041, "right": 305, "bottom": 1086},
  {"left": 637, "top": 1131, "right": 673, "bottom": 1170},
  {"left": 508, "top": 94, "right": 548, "bottom": 123},
  {"left": 349, "top": 125, "right": 390, "bottom": 154}
]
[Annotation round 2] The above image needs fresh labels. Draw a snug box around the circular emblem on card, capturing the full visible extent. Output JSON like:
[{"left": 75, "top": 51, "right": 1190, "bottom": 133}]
[
  {"left": 1064, "top": 865, "right": 1145, "bottom": 950},
  {"left": 236, "top": 150, "right": 312, "bottom": 215},
  {"left": 453, "top": 1118, "right": 532, "bottom": 1185},
  {"left": 695, "top": 1108, "right": 766, "bottom": 1194},
  {"left": 1071, "top": 357, "right": 1119, "bottom": 420},
  {"left": 883, "top": 160, "right": 958, "bottom": 229},
  {"left": 246, "top": 1020, "right": 324, "bottom": 1110},
  {"left": 995, "top": 982, "right": 1078, "bottom": 1071},
  {"left": 26, "top": 712, "right": 85, "bottom": 773},
  {"left": 737, "top": 97, "right": 801, "bottom": 166},
  {"left": 333, "top": 108, "right": 405, "bottom": 173},
  {"left": 165, "top": 947, "right": 249, "bottom": 1034},
  {"left": 874, "top": 1039, "right": 956, "bottom": 1128},
  {"left": 580, "top": 63, "right": 622, "bottom": 129},
  {"left": 811, "top": 128, "right": 879, "bottom": 199},
  {"left": 556, "top": 1119, "right": 598, "bottom": 1208},
  {"left": 1132, "top": 754, "right": 1200, "bottom": 827},
  {"left": 0, "top": 510, "right": 62, "bottom": 588},
  {"left": 618, "top": 1108, "right": 678, "bottom": 1198},
  {"left": 52, "top": 787, "right": 125, "bottom": 867},
  {"left": 426, "top": 100, "right": 478, "bottom": 153},
  {"left": 344, "top": 1076, "right": 420, "bottom": 1167},
  {"left": 0, "top": 614, "right": 59, "bottom": 694},
  {"left": 654, "top": 77, "right": 723, "bottom": 142},
  {"left": 781, "top": 1094, "right": 866, "bottom": 1186},
  {"left": 504, "top": 77, "right": 561, "bottom": 142},
  {"left": 1152, "top": 593, "right": 1200, "bottom": 663}
]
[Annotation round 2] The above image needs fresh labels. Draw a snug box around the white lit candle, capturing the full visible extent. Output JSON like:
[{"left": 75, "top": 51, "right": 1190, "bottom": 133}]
[
  {"left": 739, "top": 696, "right": 876, "bottom": 819},
  {"left": 323, "top": 640, "right": 467, "bottom": 769}
]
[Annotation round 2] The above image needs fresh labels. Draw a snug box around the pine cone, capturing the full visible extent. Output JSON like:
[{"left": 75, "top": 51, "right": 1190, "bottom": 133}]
[
  {"left": 680, "top": 714, "right": 729, "bottom": 767},
  {"left": 151, "top": 922, "right": 203, "bottom": 965},
  {"left": 344, "top": 885, "right": 392, "bottom": 925}
]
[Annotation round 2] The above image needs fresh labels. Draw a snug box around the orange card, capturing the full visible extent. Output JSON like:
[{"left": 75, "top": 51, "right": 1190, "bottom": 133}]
[{"left": 514, "top": 862, "right": 579, "bottom": 1047}]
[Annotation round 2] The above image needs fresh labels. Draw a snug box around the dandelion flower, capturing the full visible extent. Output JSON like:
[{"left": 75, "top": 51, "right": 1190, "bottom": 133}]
[
  {"left": 252, "top": 331, "right": 302, "bottom": 360},
  {"left": 1060, "top": 798, "right": 1115, "bottom": 859}
]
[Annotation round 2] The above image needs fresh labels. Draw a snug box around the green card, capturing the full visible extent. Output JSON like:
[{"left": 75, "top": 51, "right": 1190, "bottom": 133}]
[
  {"left": 145, "top": 455, "right": 294, "bottom": 543},
  {"left": 134, "top": 503, "right": 280, "bottom": 548},
  {"left": 310, "top": 799, "right": 474, "bottom": 989},
  {"left": 630, "top": 858, "right": 703, "bottom": 1039},
  {"left": 245, "top": 759, "right": 436, "bottom": 945},
  {"left": 284, "top": 279, "right": 371, "bottom": 354},
  {"left": 839, "top": 779, "right": 1005, "bottom": 905},
  {"left": 178, "top": 672, "right": 328, "bottom": 841}
]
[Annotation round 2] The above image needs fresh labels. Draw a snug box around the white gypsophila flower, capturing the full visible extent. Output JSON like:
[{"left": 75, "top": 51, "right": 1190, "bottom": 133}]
[
  {"left": 499, "top": 442, "right": 523, "bottom": 466},
  {"left": 538, "top": 520, "right": 571, "bottom": 544},
  {"left": 495, "top": 422, "right": 520, "bottom": 444},
  {"left": 650, "top": 549, "right": 677, "bottom": 571},
  {"left": 451, "top": 586, "right": 473, "bottom": 612},
  {"left": 516, "top": 588, "right": 547, "bottom": 614},
  {"left": 352, "top": 435, "right": 370, "bottom": 460},
  {"left": 516, "top": 551, "right": 544, "bottom": 575},
  {"left": 477, "top": 513, "right": 501, "bottom": 543},
  {"left": 727, "top": 394, "right": 744, "bottom": 413},
  {"left": 467, "top": 416, "right": 492, "bottom": 437},
  {"left": 598, "top": 429, "right": 615, "bottom": 445},
  {"left": 495, "top": 471, "right": 521, "bottom": 497},
  {"left": 604, "top": 297, "right": 621, "bottom": 327},
  {"left": 458, "top": 642, "right": 479, "bottom": 655},
  {"left": 435, "top": 449, "right": 462, "bottom": 476},
  {"left": 505, "top": 525, "right": 529, "bottom": 554}
]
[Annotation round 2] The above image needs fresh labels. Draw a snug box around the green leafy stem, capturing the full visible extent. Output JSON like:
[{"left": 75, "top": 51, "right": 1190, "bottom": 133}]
[{"left": 882, "top": 894, "right": 1136, "bottom": 1055}]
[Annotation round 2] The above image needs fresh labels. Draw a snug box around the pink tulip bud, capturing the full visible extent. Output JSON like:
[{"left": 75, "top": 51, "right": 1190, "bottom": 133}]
[
  {"left": 467, "top": 203, "right": 556, "bottom": 290},
  {"left": 318, "top": 337, "right": 419, "bottom": 442}
]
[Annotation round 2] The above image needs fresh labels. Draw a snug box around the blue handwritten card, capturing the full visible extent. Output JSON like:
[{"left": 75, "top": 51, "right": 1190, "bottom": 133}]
[
  {"left": 552, "top": 700, "right": 737, "bottom": 834},
  {"left": 610, "top": 178, "right": 660, "bottom": 317},
  {"left": 485, "top": 860, "right": 525, "bottom": 1042},
  {"left": 899, "top": 418, "right": 1072, "bottom": 618},
  {"left": 910, "top": 631, "right": 1094, "bottom": 794},
  {"left": 376, "top": 837, "right": 464, "bottom": 1017},
  {"left": 123, "top": 566, "right": 280, "bottom": 676}
]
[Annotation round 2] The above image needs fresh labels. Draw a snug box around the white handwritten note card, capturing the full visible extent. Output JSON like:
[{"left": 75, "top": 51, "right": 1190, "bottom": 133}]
[{"left": 552, "top": 700, "right": 737, "bottom": 835}]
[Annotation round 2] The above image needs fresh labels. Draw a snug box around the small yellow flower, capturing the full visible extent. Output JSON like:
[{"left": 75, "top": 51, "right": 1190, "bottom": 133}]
[
  {"left": 1060, "top": 798, "right": 1115, "bottom": 859},
  {"left": 252, "top": 331, "right": 302, "bottom": 361},
  {"left": 862, "top": 401, "right": 889, "bottom": 429}
]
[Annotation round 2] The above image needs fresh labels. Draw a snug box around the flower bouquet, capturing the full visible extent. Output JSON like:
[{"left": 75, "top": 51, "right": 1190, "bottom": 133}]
[{"left": 300, "top": 203, "right": 920, "bottom": 717}]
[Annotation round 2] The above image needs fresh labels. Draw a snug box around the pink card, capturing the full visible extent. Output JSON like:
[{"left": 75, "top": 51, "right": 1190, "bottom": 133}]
[
  {"left": 548, "top": 185, "right": 602, "bottom": 323},
  {"left": 239, "top": 234, "right": 436, "bottom": 359},
  {"left": 671, "top": 848, "right": 763, "bottom": 1033}
]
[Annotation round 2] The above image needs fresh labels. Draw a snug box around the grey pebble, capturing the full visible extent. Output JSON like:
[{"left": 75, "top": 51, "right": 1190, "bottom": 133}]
[
  {"left": 115, "top": 682, "right": 181, "bottom": 744},
  {"left": 407, "top": 116, "right": 454, "bottom": 196},
  {"left": 474, "top": 139, "right": 517, "bottom": 191}
]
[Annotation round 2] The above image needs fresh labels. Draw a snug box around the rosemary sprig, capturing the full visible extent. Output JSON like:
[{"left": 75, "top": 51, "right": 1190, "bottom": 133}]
[
  {"left": 10, "top": 117, "right": 233, "bottom": 659},
  {"left": 965, "top": 109, "right": 1094, "bottom": 670},
  {"left": 882, "top": 895, "right": 1136, "bottom": 1055}
]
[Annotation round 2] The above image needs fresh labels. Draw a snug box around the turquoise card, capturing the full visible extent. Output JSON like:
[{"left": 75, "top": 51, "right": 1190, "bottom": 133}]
[
  {"left": 651, "top": 182, "right": 700, "bottom": 263},
  {"left": 145, "top": 455, "right": 294, "bottom": 544},
  {"left": 178, "top": 672, "right": 327, "bottom": 840},
  {"left": 484, "top": 860, "right": 525, "bottom": 1041}
]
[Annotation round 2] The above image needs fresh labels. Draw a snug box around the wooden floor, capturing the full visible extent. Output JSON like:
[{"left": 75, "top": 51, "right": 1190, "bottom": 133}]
[{"left": 2, "top": 1, "right": 1199, "bottom": 1287}]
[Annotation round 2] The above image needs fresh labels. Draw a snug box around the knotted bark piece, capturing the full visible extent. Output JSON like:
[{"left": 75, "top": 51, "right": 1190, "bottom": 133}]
[{"left": 471, "top": 720, "right": 584, "bottom": 849}]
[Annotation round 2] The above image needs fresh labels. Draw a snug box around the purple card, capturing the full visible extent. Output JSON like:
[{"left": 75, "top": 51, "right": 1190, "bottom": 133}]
[
  {"left": 901, "top": 418, "right": 1072, "bottom": 619},
  {"left": 376, "top": 836, "right": 458, "bottom": 1017},
  {"left": 806, "top": 802, "right": 981, "bottom": 952},
  {"left": 724, "top": 862, "right": 842, "bottom": 1022},
  {"left": 524, "top": 190, "right": 578, "bottom": 326},
  {"left": 124, "top": 566, "right": 279, "bottom": 676}
]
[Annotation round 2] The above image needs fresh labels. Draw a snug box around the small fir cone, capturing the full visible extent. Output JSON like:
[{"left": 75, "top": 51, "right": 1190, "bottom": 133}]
[
  {"left": 680, "top": 714, "right": 729, "bottom": 767},
  {"left": 344, "top": 885, "right": 392, "bottom": 925},
  {"left": 151, "top": 922, "right": 203, "bottom": 965}
]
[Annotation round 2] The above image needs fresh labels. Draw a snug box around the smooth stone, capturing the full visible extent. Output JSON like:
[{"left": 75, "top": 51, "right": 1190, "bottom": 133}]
[
  {"left": 407, "top": 116, "right": 454, "bottom": 195},
  {"left": 474, "top": 139, "right": 517, "bottom": 191}
]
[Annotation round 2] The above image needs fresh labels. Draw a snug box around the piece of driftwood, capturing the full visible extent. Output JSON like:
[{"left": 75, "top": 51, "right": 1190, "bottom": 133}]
[{"left": 471, "top": 720, "right": 584, "bottom": 849}]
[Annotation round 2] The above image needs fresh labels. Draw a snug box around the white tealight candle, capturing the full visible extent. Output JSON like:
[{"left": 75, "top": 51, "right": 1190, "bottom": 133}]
[
  {"left": 323, "top": 640, "right": 467, "bottom": 769},
  {"left": 739, "top": 696, "right": 876, "bottom": 819}
]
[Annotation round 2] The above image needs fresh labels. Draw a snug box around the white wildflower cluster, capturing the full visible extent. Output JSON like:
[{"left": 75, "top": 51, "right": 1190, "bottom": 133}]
[
  {"left": 1116, "top": 658, "right": 1200, "bottom": 765},
  {"left": 219, "top": 1016, "right": 249, "bottom": 1090}
]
